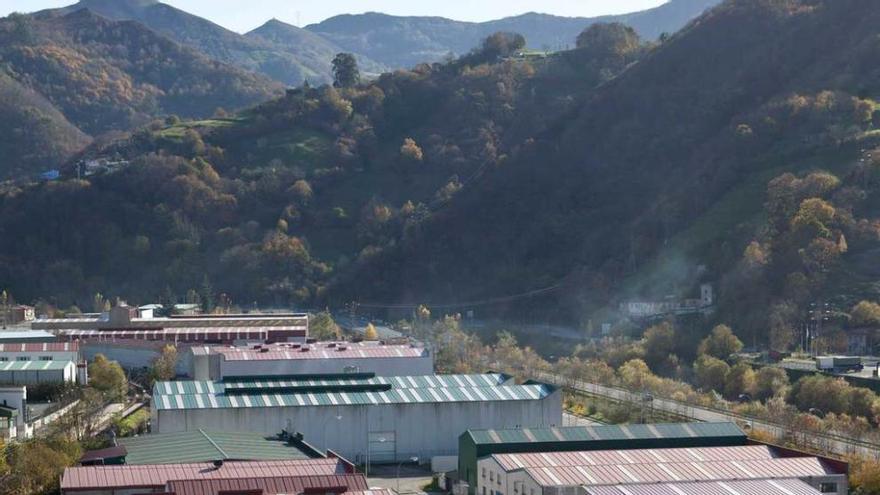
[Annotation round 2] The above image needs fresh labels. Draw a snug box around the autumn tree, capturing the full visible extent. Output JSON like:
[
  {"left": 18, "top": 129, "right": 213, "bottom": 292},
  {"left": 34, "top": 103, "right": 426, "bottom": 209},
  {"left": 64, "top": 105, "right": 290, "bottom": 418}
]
[
  {"left": 697, "top": 324, "right": 743, "bottom": 361},
  {"left": 310, "top": 311, "right": 341, "bottom": 341},
  {"left": 641, "top": 322, "right": 677, "bottom": 375},
  {"left": 475, "top": 32, "right": 526, "bottom": 62},
  {"left": 724, "top": 362, "right": 756, "bottom": 400},
  {"left": 753, "top": 366, "right": 790, "bottom": 401},
  {"left": 693, "top": 355, "right": 730, "bottom": 393},
  {"left": 576, "top": 22, "right": 641, "bottom": 56},
  {"left": 3, "top": 437, "right": 81, "bottom": 495},
  {"left": 148, "top": 345, "right": 178, "bottom": 385},
  {"left": 400, "top": 138, "right": 424, "bottom": 163},
  {"left": 88, "top": 354, "right": 127, "bottom": 402},
  {"left": 851, "top": 300, "right": 880, "bottom": 327},
  {"left": 364, "top": 323, "right": 379, "bottom": 340},
  {"left": 332, "top": 53, "right": 360, "bottom": 88}
]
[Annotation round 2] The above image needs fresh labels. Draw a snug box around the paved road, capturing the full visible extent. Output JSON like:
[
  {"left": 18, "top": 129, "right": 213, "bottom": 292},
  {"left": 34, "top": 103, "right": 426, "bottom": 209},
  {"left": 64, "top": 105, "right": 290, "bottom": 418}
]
[
  {"left": 367, "top": 464, "right": 433, "bottom": 494},
  {"left": 540, "top": 372, "right": 880, "bottom": 459}
]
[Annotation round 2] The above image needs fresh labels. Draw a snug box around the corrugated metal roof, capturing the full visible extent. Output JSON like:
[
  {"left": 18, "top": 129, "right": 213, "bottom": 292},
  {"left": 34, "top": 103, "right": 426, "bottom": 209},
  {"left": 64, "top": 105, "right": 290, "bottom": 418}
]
[
  {"left": 523, "top": 457, "right": 835, "bottom": 487},
  {"left": 0, "top": 330, "right": 56, "bottom": 341},
  {"left": 61, "top": 458, "right": 346, "bottom": 490},
  {"left": 493, "top": 446, "right": 776, "bottom": 470},
  {"left": 166, "top": 373, "right": 508, "bottom": 395},
  {"left": 342, "top": 490, "right": 396, "bottom": 495},
  {"left": 58, "top": 327, "right": 305, "bottom": 340},
  {"left": 153, "top": 383, "right": 553, "bottom": 410},
  {"left": 119, "top": 430, "right": 318, "bottom": 465},
  {"left": 198, "top": 343, "right": 427, "bottom": 361},
  {"left": 467, "top": 422, "right": 746, "bottom": 445},
  {"left": 168, "top": 474, "right": 367, "bottom": 495},
  {"left": 0, "top": 360, "right": 73, "bottom": 371},
  {"left": 0, "top": 342, "right": 78, "bottom": 352},
  {"left": 584, "top": 479, "right": 822, "bottom": 495}
]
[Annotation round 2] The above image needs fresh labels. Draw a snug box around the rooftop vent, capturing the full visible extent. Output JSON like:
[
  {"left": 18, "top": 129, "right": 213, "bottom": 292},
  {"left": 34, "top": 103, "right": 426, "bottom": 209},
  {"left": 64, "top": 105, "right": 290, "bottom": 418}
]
[
  {"left": 337, "top": 346, "right": 348, "bottom": 351},
  {"left": 327, "top": 343, "right": 337, "bottom": 348},
  {"left": 301, "top": 346, "right": 310, "bottom": 352},
  {"left": 260, "top": 347, "right": 270, "bottom": 353}
]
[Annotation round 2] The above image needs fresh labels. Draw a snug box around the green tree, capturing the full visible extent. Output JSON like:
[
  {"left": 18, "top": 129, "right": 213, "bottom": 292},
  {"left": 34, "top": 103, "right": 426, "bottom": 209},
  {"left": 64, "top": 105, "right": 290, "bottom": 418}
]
[
  {"left": 148, "top": 345, "right": 178, "bottom": 385},
  {"left": 575, "top": 22, "right": 641, "bottom": 55},
  {"left": 693, "top": 355, "right": 730, "bottom": 393},
  {"left": 477, "top": 32, "right": 526, "bottom": 61},
  {"left": 199, "top": 275, "right": 215, "bottom": 314},
  {"left": 641, "top": 321, "right": 676, "bottom": 374},
  {"left": 310, "top": 311, "right": 341, "bottom": 341},
  {"left": 789, "top": 375, "right": 852, "bottom": 415},
  {"left": 4, "top": 437, "right": 80, "bottom": 495},
  {"left": 332, "top": 53, "right": 360, "bottom": 88},
  {"left": 88, "top": 354, "right": 127, "bottom": 402},
  {"left": 697, "top": 324, "right": 744, "bottom": 361}
]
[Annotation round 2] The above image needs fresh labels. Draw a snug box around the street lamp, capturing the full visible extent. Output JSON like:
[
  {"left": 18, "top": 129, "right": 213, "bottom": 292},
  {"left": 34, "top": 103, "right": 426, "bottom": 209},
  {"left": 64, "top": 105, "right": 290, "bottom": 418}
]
[{"left": 397, "top": 456, "right": 419, "bottom": 494}]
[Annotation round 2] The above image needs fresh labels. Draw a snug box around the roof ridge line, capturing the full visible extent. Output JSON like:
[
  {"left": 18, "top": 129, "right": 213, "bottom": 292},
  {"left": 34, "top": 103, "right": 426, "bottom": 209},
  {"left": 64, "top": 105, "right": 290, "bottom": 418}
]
[{"left": 198, "top": 428, "right": 230, "bottom": 460}]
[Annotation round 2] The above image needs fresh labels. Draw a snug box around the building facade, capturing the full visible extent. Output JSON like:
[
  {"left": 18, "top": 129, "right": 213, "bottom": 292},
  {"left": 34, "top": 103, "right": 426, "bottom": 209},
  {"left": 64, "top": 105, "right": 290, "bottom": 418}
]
[{"left": 152, "top": 373, "right": 562, "bottom": 465}]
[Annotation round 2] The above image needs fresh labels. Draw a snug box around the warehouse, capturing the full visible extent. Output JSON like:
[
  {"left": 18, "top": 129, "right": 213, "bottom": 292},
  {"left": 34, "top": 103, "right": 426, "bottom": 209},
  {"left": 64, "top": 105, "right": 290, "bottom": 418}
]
[
  {"left": 190, "top": 341, "right": 433, "bottom": 380},
  {"left": 459, "top": 422, "right": 748, "bottom": 494},
  {"left": 80, "top": 429, "right": 326, "bottom": 465},
  {"left": 477, "top": 445, "right": 847, "bottom": 495},
  {"left": 61, "top": 457, "right": 365, "bottom": 495},
  {"left": 0, "top": 330, "right": 56, "bottom": 344},
  {"left": 582, "top": 480, "right": 826, "bottom": 495},
  {"left": 0, "top": 342, "right": 80, "bottom": 363},
  {"left": 152, "top": 373, "right": 562, "bottom": 465},
  {"left": 0, "top": 359, "right": 77, "bottom": 385}
]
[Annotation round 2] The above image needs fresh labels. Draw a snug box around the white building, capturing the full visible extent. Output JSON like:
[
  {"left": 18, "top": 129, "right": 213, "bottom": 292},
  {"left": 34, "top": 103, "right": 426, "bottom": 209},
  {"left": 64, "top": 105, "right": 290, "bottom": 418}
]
[
  {"left": 152, "top": 373, "right": 562, "bottom": 465},
  {"left": 0, "top": 342, "right": 80, "bottom": 363},
  {"left": 190, "top": 342, "right": 434, "bottom": 380},
  {"left": 476, "top": 445, "right": 847, "bottom": 495},
  {"left": 0, "top": 342, "right": 83, "bottom": 385}
]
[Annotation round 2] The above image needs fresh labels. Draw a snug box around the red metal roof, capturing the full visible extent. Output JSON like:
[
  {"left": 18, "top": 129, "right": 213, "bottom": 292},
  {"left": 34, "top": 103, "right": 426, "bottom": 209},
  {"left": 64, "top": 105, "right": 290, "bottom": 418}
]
[
  {"left": 167, "top": 474, "right": 368, "bottom": 495},
  {"left": 494, "top": 446, "right": 776, "bottom": 470},
  {"left": 523, "top": 457, "right": 837, "bottom": 487},
  {"left": 0, "top": 342, "right": 78, "bottom": 352},
  {"left": 58, "top": 327, "right": 305, "bottom": 342},
  {"left": 62, "top": 458, "right": 346, "bottom": 490},
  {"left": 584, "top": 479, "right": 822, "bottom": 495},
  {"left": 194, "top": 343, "right": 426, "bottom": 361}
]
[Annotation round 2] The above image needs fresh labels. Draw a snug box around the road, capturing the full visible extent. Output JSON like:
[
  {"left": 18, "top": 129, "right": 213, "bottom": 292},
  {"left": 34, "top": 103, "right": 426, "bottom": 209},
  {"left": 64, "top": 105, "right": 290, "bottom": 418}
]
[{"left": 539, "top": 372, "right": 880, "bottom": 459}]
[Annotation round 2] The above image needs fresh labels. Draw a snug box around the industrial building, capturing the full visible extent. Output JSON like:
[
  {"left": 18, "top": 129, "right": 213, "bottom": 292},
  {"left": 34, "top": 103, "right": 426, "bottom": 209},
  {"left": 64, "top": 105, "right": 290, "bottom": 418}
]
[
  {"left": 37, "top": 306, "right": 309, "bottom": 371},
  {"left": 190, "top": 341, "right": 433, "bottom": 380},
  {"left": 61, "top": 457, "right": 366, "bottom": 495},
  {"left": 0, "top": 342, "right": 80, "bottom": 363},
  {"left": 0, "top": 330, "right": 56, "bottom": 344},
  {"left": 0, "top": 360, "right": 77, "bottom": 385},
  {"left": 582, "top": 480, "right": 828, "bottom": 495},
  {"left": 80, "top": 429, "right": 326, "bottom": 465},
  {"left": 458, "top": 422, "right": 748, "bottom": 494},
  {"left": 152, "top": 373, "right": 562, "bottom": 465},
  {"left": 476, "top": 445, "right": 847, "bottom": 495}
]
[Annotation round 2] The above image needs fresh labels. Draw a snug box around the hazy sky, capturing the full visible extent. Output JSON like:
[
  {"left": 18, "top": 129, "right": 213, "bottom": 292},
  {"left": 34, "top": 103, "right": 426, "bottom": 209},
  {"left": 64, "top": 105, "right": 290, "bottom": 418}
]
[{"left": 1, "top": 0, "right": 668, "bottom": 33}]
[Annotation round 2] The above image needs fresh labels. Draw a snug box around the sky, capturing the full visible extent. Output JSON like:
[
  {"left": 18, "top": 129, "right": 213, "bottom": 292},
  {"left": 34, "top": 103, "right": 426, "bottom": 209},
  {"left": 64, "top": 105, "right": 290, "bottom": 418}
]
[{"left": 1, "top": 0, "right": 668, "bottom": 33}]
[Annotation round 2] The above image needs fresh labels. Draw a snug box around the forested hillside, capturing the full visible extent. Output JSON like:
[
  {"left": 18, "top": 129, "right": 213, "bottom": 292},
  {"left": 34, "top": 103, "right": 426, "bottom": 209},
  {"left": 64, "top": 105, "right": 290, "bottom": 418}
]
[
  {"left": 2, "top": 0, "right": 879, "bottom": 354},
  {"left": 0, "top": 9, "right": 281, "bottom": 177}
]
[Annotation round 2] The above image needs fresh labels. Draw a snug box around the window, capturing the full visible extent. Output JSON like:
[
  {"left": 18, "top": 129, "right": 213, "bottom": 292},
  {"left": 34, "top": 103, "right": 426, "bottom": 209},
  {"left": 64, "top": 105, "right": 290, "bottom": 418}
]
[
  {"left": 482, "top": 468, "right": 487, "bottom": 479},
  {"left": 0, "top": 357, "right": 7, "bottom": 362},
  {"left": 16, "top": 356, "right": 29, "bottom": 361},
  {"left": 482, "top": 488, "right": 486, "bottom": 495},
  {"left": 819, "top": 483, "right": 837, "bottom": 493},
  {"left": 39, "top": 356, "right": 53, "bottom": 361},
  {"left": 490, "top": 472, "right": 494, "bottom": 482}
]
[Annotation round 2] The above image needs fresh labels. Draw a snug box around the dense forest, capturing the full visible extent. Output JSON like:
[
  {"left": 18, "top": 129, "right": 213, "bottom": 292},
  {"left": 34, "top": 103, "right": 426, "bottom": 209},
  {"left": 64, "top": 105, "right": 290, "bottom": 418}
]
[{"left": 2, "top": 0, "right": 880, "bottom": 352}]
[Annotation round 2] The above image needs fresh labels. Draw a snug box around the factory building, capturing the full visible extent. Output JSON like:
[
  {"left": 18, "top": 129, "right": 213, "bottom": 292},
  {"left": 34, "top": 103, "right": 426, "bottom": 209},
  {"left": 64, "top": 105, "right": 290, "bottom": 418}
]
[
  {"left": 190, "top": 341, "right": 433, "bottom": 380},
  {"left": 152, "top": 373, "right": 562, "bottom": 465},
  {"left": 582, "top": 480, "right": 827, "bottom": 495},
  {"left": 0, "top": 360, "right": 77, "bottom": 385},
  {"left": 476, "top": 445, "right": 847, "bottom": 495},
  {"left": 0, "top": 342, "right": 80, "bottom": 363},
  {"left": 0, "top": 330, "right": 57, "bottom": 344},
  {"left": 37, "top": 306, "right": 309, "bottom": 371},
  {"left": 61, "top": 457, "right": 365, "bottom": 495},
  {"left": 79, "top": 429, "right": 326, "bottom": 466},
  {"left": 459, "top": 422, "right": 748, "bottom": 494}
]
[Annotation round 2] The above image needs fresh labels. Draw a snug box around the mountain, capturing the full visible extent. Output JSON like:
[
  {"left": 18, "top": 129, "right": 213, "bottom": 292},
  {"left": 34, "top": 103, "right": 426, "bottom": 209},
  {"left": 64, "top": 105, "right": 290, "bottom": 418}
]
[
  {"left": 306, "top": 0, "right": 721, "bottom": 68},
  {"left": 2, "top": 0, "right": 879, "bottom": 356},
  {"left": 0, "top": 8, "right": 280, "bottom": 176},
  {"left": 0, "top": 73, "right": 91, "bottom": 178},
  {"left": 56, "top": 0, "right": 355, "bottom": 85},
  {"left": 246, "top": 19, "right": 387, "bottom": 80}
]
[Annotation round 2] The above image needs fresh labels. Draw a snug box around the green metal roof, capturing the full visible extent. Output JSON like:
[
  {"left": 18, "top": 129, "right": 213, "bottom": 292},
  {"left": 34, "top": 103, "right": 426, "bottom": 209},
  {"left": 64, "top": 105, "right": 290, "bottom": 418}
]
[
  {"left": 0, "top": 404, "right": 18, "bottom": 418},
  {"left": 464, "top": 422, "right": 746, "bottom": 445},
  {"left": 0, "top": 360, "right": 73, "bottom": 371},
  {"left": 118, "top": 429, "right": 320, "bottom": 465}
]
